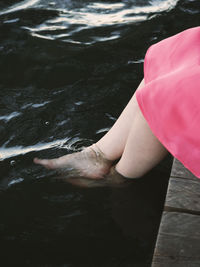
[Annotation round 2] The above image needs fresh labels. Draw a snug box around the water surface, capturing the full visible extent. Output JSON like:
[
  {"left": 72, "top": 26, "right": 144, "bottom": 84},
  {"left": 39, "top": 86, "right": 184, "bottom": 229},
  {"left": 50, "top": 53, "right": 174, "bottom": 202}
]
[{"left": 0, "top": 0, "right": 199, "bottom": 265}]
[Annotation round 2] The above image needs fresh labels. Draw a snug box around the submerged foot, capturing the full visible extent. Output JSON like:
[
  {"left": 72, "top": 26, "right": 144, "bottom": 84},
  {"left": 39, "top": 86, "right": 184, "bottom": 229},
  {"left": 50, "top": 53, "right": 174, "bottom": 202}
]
[
  {"left": 64, "top": 166, "right": 134, "bottom": 188},
  {"left": 33, "top": 144, "right": 113, "bottom": 179}
]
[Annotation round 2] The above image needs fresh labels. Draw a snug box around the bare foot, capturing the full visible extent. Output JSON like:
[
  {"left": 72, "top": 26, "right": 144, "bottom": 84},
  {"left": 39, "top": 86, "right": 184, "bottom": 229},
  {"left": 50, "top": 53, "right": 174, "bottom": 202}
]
[{"left": 33, "top": 144, "right": 113, "bottom": 179}]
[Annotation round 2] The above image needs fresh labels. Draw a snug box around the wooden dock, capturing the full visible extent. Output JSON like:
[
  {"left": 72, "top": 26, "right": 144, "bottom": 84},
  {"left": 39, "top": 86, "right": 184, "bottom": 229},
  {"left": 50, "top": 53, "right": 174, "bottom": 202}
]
[{"left": 152, "top": 158, "right": 200, "bottom": 267}]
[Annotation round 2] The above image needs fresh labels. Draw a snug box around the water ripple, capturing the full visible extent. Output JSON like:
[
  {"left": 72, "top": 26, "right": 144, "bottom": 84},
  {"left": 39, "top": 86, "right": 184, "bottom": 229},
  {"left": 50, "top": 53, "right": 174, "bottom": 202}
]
[
  {"left": 1, "top": 0, "right": 179, "bottom": 44},
  {"left": 0, "top": 137, "right": 86, "bottom": 161},
  {"left": 21, "top": 101, "right": 50, "bottom": 110},
  {"left": 0, "top": 111, "right": 21, "bottom": 122},
  {"left": 31, "top": 0, "right": 178, "bottom": 44},
  {"left": 0, "top": 0, "right": 41, "bottom": 16},
  {"left": 8, "top": 177, "right": 24, "bottom": 187}
]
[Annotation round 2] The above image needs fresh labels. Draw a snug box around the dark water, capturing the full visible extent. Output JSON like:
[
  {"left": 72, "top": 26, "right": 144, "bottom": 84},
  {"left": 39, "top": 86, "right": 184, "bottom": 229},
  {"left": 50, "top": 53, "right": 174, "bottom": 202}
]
[{"left": 0, "top": 0, "right": 199, "bottom": 266}]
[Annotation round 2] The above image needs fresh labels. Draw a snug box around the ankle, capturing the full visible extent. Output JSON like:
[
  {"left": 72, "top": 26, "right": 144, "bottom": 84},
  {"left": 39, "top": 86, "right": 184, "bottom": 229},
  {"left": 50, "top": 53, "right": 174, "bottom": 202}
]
[
  {"left": 112, "top": 166, "right": 131, "bottom": 180},
  {"left": 89, "top": 144, "right": 113, "bottom": 163},
  {"left": 106, "top": 166, "right": 134, "bottom": 186},
  {"left": 93, "top": 143, "right": 118, "bottom": 162},
  {"left": 115, "top": 165, "right": 141, "bottom": 179}
]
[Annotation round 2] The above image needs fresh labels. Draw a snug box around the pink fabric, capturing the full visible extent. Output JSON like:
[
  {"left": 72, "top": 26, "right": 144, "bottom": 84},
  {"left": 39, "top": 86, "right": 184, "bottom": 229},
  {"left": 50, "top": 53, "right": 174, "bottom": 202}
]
[{"left": 136, "top": 26, "right": 200, "bottom": 177}]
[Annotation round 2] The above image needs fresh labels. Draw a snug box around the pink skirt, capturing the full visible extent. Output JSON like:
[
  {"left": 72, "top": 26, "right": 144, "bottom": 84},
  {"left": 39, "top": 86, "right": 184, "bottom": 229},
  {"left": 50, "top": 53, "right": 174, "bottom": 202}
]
[{"left": 136, "top": 26, "right": 200, "bottom": 178}]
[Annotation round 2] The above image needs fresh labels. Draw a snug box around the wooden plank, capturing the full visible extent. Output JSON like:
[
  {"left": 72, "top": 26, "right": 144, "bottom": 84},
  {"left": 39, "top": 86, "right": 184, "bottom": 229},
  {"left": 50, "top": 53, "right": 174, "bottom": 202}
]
[
  {"left": 152, "top": 212, "right": 200, "bottom": 267},
  {"left": 165, "top": 177, "right": 200, "bottom": 214},
  {"left": 152, "top": 158, "right": 200, "bottom": 267},
  {"left": 170, "top": 158, "right": 197, "bottom": 180}
]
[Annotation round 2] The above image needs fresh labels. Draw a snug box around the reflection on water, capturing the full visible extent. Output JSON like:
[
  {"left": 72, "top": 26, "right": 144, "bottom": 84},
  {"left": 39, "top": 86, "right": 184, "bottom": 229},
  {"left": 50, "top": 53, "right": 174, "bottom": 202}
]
[
  {"left": 1, "top": 0, "right": 179, "bottom": 44},
  {"left": 0, "top": 0, "right": 199, "bottom": 265},
  {"left": 0, "top": 0, "right": 41, "bottom": 16},
  {"left": 8, "top": 177, "right": 24, "bottom": 187},
  {"left": 0, "top": 136, "right": 82, "bottom": 160},
  {"left": 0, "top": 111, "right": 21, "bottom": 122}
]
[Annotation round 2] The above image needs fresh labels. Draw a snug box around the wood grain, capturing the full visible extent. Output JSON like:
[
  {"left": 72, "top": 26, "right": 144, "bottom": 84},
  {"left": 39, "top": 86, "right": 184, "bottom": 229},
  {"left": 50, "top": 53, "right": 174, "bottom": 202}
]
[
  {"left": 170, "top": 158, "right": 197, "bottom": 180},
  {"left": 165, "top": 177, "right": 200, "bottom": 214},
  {"left": 152, "top": 158, "right": 200, "bottom": 267},
  {"left": 152, "top": 212, "right": 200, "bottom": 267}
]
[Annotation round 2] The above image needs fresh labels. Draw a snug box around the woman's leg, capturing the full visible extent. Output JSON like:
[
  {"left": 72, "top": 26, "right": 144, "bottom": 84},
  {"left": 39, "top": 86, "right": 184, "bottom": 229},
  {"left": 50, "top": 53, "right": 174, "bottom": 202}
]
[
  {"left": 34, "top": 79, "right": 168, "bottom": 181},
  {"left": 114, "top": 95, "right": 168, "bottom": 178},
  {"left": 34, "top": 79, "right": 145, "bottom": 177},
  {"left": 96, "top": 79, "right": 145, "bottom": 161}
]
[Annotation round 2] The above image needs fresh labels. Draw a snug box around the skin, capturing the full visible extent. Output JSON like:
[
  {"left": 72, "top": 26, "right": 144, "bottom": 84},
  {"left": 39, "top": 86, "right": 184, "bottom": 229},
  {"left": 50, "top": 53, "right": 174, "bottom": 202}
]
[{"left": 34, "top": 79, "right": 168, "bottom": 187}]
